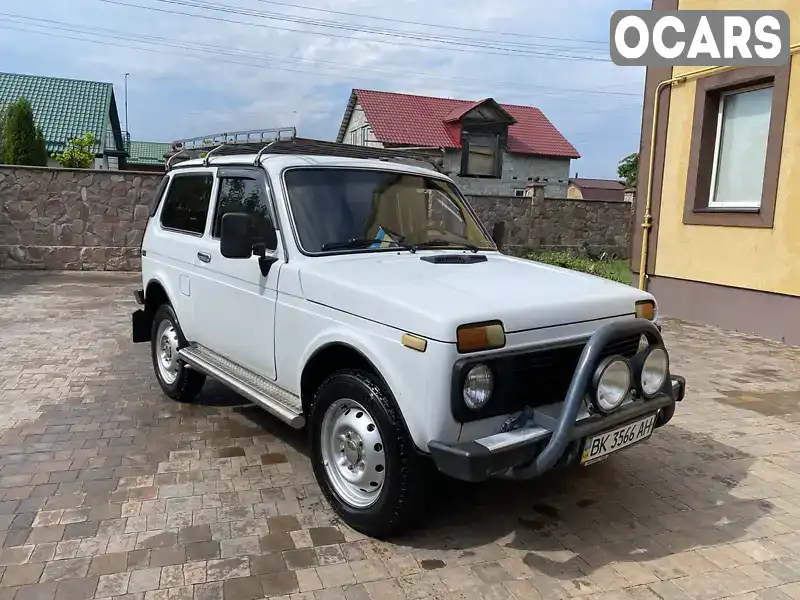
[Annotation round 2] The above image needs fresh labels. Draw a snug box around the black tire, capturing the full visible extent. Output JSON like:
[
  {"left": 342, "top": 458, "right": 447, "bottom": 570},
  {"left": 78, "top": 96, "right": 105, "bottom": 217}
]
[
  {"left": 150, "top": 303, "right": 205, "bottom": 403},
  {"left": 309, "top": 369, "right": 426, "bottom": 539}
]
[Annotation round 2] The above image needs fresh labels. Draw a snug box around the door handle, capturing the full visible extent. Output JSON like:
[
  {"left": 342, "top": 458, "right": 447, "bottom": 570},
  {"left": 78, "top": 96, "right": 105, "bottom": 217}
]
[{"left": 197, "top": 251, "right": 211, "bottom": 263}]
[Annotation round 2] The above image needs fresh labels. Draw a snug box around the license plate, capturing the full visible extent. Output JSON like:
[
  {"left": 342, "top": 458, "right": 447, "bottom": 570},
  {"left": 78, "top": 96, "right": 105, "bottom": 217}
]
[{"left": 581, "top": 414, "right": 656, "bottom": 466}]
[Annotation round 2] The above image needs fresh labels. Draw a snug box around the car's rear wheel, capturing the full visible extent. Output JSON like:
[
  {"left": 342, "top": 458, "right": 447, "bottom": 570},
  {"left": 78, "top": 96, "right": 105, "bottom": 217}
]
[
  {"left": 309, "top": 370, "right": 425, "bottom": 539},
  {"left": 150, "top": 304, "right": 205, "bottom": 403}
]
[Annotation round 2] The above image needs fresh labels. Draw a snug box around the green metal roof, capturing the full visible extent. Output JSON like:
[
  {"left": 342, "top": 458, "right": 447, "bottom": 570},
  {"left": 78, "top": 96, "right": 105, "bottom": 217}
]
[
  {"left": 128, "top": 140, "right": 170, "bottom": 165},
  {"left": 0, "top": 72, "right": 119, "bottom": 155}
]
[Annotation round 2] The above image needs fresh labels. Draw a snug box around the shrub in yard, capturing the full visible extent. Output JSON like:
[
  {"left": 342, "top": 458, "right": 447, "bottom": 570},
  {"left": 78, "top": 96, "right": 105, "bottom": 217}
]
[
  {"left": 525, "top": 250, "right": 630, "bottom": 284},
  {"left": 52, "top": 132, "right": 96, "bottom": 169},
  {"left": 3, "top": 97, "right": 47, "bottom": 166}
]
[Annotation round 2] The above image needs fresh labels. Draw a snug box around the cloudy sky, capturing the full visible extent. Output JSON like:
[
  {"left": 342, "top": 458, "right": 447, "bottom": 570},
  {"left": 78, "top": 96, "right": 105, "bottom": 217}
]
[{"left": 1, "top": 0, "right": 650, "bottom": 178}]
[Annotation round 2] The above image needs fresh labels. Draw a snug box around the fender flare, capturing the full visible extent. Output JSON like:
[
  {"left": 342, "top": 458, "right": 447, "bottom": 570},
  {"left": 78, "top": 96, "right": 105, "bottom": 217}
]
[
  {"left": 299, "top": 328, "right": 421, "bottom": 447},
  {"left": 145, "top": 274, "right": 177, "bottom": 312}
]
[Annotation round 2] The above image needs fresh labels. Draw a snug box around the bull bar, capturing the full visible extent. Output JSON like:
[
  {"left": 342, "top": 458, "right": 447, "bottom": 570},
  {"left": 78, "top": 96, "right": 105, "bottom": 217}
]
[{"left": 428, "top": 319, "right": 685, "bottom": 482}]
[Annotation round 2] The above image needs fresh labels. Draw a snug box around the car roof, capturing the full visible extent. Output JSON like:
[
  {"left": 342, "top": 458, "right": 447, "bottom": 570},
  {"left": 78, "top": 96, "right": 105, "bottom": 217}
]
[{"left": 170, "top": 153, "right": 447, "bottom": 179}]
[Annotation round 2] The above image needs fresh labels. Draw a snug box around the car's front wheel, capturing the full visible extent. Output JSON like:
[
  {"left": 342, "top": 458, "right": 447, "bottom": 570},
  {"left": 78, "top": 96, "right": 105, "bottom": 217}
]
[
  {"left": 309, "top": 370, "right": 425, "bottom": 539},
  {"left": 150, "top": 303, "right": 205, "bottom": 403}
]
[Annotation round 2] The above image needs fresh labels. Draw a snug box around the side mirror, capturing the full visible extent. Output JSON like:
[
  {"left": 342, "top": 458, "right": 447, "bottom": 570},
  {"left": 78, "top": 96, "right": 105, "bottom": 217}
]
[
  {"left": 260, "top": 223, "right": 279, "bottom": 252},
  {"left": 220, "top": 212, "right": 280, "bottom": 277},
  {"left": 491, "top": 220, "right": 506, "bottom": 250},
  {"left": 220, "top": 213, "right": 254, "bottom": 259}
]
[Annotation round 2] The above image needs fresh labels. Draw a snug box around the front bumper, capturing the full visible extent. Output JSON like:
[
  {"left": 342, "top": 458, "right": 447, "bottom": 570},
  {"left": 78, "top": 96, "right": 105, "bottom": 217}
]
[{"left": 428, "top": 319, "right": 686, "bottom": 483}]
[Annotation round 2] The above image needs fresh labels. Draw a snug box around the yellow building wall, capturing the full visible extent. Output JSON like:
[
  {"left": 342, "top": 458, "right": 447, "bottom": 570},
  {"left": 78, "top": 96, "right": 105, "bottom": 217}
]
[{"left": 654, "top": 0, "right": 800, "bottom": 296}]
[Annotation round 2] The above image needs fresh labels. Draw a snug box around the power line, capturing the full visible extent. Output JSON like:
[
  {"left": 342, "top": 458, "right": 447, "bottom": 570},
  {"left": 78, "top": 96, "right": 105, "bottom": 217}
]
[
  {"left": 0, "top": 20, "right": 639, "bottom": 151},
  {"left": 97, "top": 0, "right": 611, "bottom": 61},
  {"left": 0, "top": 13, "right": 640, "bottom": 100},
  {"left": 252, "top": 0, "right": 608, "bottom": 46}
]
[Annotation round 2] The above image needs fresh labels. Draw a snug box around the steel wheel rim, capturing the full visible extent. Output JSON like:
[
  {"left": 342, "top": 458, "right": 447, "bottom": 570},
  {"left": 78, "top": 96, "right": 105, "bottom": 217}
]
[
  {"left": 320, "top": 398, "right": 386, "bottom": 509},
  {"left": 155, "top": 318, "right": 180, "bottom": 385}
]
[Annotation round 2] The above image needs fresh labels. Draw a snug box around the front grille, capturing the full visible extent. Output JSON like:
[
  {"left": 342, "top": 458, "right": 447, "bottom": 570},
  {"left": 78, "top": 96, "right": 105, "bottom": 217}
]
[{"left": 453, "top": 333, "right": 641, "bottom": 422}]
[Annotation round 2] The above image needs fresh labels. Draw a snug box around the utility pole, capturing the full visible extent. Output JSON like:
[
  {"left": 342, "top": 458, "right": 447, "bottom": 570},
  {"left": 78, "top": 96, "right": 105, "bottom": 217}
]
[{"left": 124, "top": 73, "right": 130, "bottom": 133}]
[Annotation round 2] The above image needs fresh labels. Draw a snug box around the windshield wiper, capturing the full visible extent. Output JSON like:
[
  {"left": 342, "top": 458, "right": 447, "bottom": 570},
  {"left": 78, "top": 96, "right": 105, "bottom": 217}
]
[
  {"left": 321, "top": 237, "right": 409, "bottom": 251},
  {"left": 414, "top": 239, "right": 480, "bottom": 252}
]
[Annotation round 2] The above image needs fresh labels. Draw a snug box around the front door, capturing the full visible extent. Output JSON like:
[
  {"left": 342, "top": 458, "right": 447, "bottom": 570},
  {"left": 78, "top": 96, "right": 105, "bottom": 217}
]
[{"left": 192, "top": 167, "right": 282, "bottom": 380}]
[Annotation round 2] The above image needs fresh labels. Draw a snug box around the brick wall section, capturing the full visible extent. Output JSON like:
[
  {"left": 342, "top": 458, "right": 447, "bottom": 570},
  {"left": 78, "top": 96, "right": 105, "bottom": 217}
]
[
  {"left": 0, "top": 165, "right": 163, "bottom": 271},
  {"left": 467, "top": 192, "right": 633, "bottom": 258}
]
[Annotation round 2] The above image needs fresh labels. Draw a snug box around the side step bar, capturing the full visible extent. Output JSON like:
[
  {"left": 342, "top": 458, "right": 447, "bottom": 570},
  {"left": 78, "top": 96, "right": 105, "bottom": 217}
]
[{"left": 178, "top": 344, "right": 305, "bottom": 428}]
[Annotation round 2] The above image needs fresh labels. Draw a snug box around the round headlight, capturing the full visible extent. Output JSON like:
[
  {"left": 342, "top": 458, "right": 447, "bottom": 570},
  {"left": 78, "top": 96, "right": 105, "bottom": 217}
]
[
  {"left": 640, "top": 346, "right": 669, "bottom": 397},
  {"left": 592, "top": 356, "right": 631, "bottom": 414},
  {"left": 463, "top": 364, "right": 494, "bottom": 410}
]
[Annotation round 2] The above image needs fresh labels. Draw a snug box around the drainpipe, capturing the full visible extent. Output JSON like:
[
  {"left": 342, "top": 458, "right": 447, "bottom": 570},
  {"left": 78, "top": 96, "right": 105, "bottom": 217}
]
[{"left": 637, "top": 44, "right": 800, "bottom": 291}]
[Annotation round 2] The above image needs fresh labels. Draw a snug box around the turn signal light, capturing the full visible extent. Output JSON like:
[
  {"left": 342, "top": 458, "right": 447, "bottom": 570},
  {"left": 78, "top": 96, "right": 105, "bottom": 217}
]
[
  {"left": 635, "top": 300, "right": 656, "bottom": 321},
  {"left": 456, "top": 321, "right": 506, "bottom": 353}
]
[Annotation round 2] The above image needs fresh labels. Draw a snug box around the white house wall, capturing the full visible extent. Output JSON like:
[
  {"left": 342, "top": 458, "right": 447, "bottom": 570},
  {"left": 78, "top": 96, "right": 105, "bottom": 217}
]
[
  {"left": 343, "top": 104, "right": 382, "bottom": 148},
  {"left": 442, "top": 151, "right": 570, "bottom": 198}
]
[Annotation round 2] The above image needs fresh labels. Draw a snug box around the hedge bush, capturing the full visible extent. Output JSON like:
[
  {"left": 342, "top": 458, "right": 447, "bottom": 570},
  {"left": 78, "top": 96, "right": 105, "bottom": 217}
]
[
  {"left": 3, "top": 97, "right": 47, "bottom": 166},
  {"left": 525, "top": 250, "right": 630, "bottom": 284}
]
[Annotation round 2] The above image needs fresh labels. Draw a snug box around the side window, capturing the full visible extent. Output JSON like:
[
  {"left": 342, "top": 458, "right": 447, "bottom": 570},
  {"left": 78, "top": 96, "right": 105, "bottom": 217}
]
[
  {"left": 159, "top": 174, "right": 213, "bottom": 235},
  {"left": 212, "top": 177, "right": 274, "bottom": 241}
]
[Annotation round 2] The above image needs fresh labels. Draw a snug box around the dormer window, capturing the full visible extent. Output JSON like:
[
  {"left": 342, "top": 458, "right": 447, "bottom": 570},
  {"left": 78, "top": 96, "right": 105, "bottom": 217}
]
[
  {"left": 449, "top": 98, "right": 515, "bottom": 180},
  {"left": 463, "top": 133, "right": 501, "bottom": 177}
]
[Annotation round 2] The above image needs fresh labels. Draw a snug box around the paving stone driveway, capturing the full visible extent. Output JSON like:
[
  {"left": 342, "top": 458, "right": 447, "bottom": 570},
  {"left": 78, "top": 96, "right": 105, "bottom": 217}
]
[{"left": 1, "top": 271, "right": 800, "bottom": 600}]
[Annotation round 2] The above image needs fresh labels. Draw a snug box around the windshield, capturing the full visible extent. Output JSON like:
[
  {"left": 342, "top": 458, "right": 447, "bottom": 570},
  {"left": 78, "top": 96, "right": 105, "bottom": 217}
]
[{"left": 283, "top": 168, "right": 494, "bottom": 253}]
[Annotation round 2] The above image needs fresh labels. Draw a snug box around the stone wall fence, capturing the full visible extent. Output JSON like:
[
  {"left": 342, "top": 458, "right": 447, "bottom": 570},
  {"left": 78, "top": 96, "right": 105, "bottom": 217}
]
[
  {"left": 467, "top": 185, "right": 634, "bottom": 259},
  {"left": 0, "top": 164, "right": 633, "bottom": 271},
  {"left": 0, "top": 165, "right": 163, "bottom": 271}
]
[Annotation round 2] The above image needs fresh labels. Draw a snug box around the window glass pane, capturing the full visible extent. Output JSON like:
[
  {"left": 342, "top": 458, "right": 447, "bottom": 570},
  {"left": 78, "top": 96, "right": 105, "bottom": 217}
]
[
  {"left": 467, "top": 134, "right": 497, "bottom": 176},
  {"left": 159, "top": 174, "right": 213, "bottom": 234},
  {"left": 284, "top": 168, "right": 493, "bottom": 252},
  {"left": 212, "top": 177, "right": 273, "bottom": 240},
  {"left": 712, "top": 86, "right": 772, "bottom": 207}
]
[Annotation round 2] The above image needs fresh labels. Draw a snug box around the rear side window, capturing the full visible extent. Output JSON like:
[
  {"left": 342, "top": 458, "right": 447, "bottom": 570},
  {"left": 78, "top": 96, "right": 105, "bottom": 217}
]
[{"left": 159, "top": 174, "right": 213, "bottom": 235}]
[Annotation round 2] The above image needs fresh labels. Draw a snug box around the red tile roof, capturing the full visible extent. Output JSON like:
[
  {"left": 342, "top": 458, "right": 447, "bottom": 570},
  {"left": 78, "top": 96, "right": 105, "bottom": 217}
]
[{"left": 339, "top": 89, "right": 580, "bottom": 159}]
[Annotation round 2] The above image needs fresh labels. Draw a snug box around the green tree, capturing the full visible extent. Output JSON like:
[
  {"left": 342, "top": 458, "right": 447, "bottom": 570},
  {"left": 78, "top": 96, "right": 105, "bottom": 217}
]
[
  {"left": 617, "top": 152, "right": 638, "bottom": 188},
  {"left": 3, "top": 97, "right": 47, "bottom": 166},
  {"left": 52, "top": 132, "right": 97, "bottom": 169}
]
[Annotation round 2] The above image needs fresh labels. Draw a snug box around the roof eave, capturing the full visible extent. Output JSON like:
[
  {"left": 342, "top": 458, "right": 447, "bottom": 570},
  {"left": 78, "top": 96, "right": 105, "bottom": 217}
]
[
  {"left": 507, "top": 149, "right": 581, "bottom": 160},
  {"left": 443, "top": 97, "right": 517, "bottom": 125},
  {"left": 335, "top": 90, "right": 359, "bottom": 144}
]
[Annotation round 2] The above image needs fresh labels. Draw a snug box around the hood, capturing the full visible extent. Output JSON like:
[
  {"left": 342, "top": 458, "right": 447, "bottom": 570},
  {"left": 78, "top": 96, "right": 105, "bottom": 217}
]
[{"left": 299, "top": 251, "right": 653, "bottom": 342}]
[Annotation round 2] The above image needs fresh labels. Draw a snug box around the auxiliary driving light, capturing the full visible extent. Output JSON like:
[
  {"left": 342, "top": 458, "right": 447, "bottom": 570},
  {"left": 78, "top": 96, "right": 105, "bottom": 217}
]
[
  {"left": 637, "top": 345, "right": 669, "bottom": 398},
  {"left": 591, "top": 356, "right": 631, "bottom": 414},
  {"left": 463, "top": 364, "right": 494, "bottom": 410}
]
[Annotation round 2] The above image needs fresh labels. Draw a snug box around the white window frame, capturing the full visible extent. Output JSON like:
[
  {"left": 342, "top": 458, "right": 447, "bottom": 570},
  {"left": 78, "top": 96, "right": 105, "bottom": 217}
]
[
  {"left": 707, "top": 84, "right": 773, "bottom": 210},
  {"left": 513, "top": 189, "right": 526, "bottom": 197}
]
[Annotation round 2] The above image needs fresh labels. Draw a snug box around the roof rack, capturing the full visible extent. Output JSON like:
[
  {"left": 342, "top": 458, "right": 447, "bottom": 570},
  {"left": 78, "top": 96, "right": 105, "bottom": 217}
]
[
  {"left": 165, "top": 129, "right": 444, "bottom": 172},
  {"left": 171, "top": 127, "right": 297, "bottom": 152}
]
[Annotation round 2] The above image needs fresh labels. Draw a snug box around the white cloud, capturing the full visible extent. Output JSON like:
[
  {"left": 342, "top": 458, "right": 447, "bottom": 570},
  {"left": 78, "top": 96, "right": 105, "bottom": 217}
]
[{"left": 0, "top": 0, "right": 651, "bottom": 176}]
